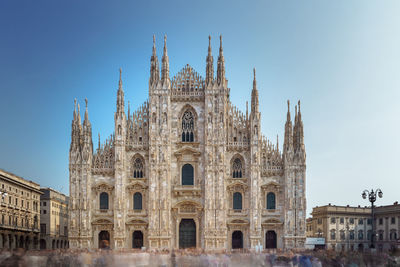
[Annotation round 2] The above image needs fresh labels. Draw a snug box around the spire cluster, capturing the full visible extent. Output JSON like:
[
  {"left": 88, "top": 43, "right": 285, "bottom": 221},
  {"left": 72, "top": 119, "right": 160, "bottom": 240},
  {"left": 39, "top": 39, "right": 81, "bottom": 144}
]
[
  {"left": 283, "top": 100, "right": 304, "bottom": 155},
  {"left": 70, "top": 98, "right": 93, "bottom": 158}
]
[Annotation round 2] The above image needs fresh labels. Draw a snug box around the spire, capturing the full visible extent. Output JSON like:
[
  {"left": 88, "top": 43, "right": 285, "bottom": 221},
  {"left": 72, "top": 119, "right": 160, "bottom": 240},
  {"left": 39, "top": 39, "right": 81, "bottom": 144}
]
[
  {"left": 206, "top": 35, "right": 214, "bottom": 85},
  {"left": 276, "top": 134, "right": 279, "bottom": 152},
  {"left": 150, "top": 35, "right": 160, "bottom": 86},
  {"left": 217, "top": 35, "right": 226, "bottom": 86},
  {"left": 251, "top": 68, "right": 259, "bottom": 114},
  {"left": 116, "top": 68, "right": 125, "bottom": 114},
  {"left": 73, "top": 98, "right": 77, "bottom": 121},
  {"left": 83, "top": 98, "right": 90, "bottom": 126},
  {"left": 127, "top": 101, "right": 131, "bottom": 121},
  {"left": 295, "top": 100, "right": 304, "bottom": 151},
  {"left": 293, "top": 104, "right": 298, "bottom": 149},
  {"left": 161, "top": 34, "right": 170, "bottom": 85},
  {"left": 98, "top": 133, "right": 101, "bottom": 151},
  {"left": 283, "top": 100, "right": 293, "bottom": 153},
  {"left": 246, "top": 101, "right": 249, "bottom": 121},
  {"left": 77, "top": 103, "right": 81, "bottom": 126}
]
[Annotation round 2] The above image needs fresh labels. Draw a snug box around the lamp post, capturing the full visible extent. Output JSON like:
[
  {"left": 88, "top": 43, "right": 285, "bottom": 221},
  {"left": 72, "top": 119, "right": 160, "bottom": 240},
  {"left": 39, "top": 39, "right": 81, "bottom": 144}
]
[{"left": 362, "top": 188, "right": 383, "bottom": 249}]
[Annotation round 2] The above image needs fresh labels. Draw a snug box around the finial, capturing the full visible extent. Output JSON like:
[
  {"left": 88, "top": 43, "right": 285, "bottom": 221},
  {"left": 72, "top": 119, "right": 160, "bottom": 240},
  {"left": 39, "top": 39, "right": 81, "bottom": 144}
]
[
  {"left": 253, "top": 68, "right": 256, "bottom": 80},
  {"left": 298, "top": 100, "right": 301, "bottom": 112},
  {"left": 119, "top": 68, "right": 122, "bottom": 79},
  {"left": 276, "top": 135, "right": 279, "bottom": 151},
  {"left": 77, "top": 103, "right": 80, "bottom": 113},
  {"left": 74, "top": 98, "right": 77, "bottom": 109},
  {"left": 287, "top": 100, "right": 290, "bottom": 111},
  {"left": 220, "top": 35, "right": 222, "bottom": 46},
  {"left": 164, "top": 34, "right": 167, "bottom": 44},
  {"left": 85, "top": 98, "right": 88, "bottom": 108},
  {"left": 153, "top": 35, "right": 155, "bottom": 46}
]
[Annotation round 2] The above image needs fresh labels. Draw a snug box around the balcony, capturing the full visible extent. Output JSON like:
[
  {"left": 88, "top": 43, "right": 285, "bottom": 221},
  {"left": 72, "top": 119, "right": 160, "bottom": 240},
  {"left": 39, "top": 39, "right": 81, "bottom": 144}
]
[
  {"left": 173, "top": 185, "right": 201, "bottom": 197},
  {"left": 228, "top": 209, "right": 249, "bottom": 217},
  {"left": 126, "top": 141, "right": 149, "bottom": 151},
  {"left": 227, "top": 141, "right": 249, "bottom": 151}
]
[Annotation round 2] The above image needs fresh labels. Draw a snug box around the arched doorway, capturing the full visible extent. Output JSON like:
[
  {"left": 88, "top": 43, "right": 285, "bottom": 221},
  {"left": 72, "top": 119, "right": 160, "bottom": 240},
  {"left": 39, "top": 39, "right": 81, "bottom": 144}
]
[
  {"left": 52, "top": 240, "right": 55, "bottom": 249},
  {"left": 232, "top": 231, "right": 243, "bottom": 249},
  {"left": 358, "top": 243, "right": 363, "bottom": 252},
  {"left": 132, "top": 231, "right": 143, "bottom": 248},
  {"left": 40, "top": 239, "right": 46, "bottom": 250},
  {"left": 266, "top": 230, "right": 277, "bottom": 249},
  {"left": 19, "top": 236, "right": 24, "bottom": 248},
  {"left": 98, "top": 231, "right": 110, "bottom": 249},
  {"left": 179, "top": 219, "right": 196, "bottom": 248}
]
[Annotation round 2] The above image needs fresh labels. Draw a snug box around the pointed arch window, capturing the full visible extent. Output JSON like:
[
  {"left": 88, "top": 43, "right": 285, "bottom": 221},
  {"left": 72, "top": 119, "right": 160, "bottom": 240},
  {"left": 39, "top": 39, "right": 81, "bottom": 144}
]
[
  {"left": 182, "top": 164, "right": 194, "bottom": 185},
  {"left": 181, "top": 110, "right": 194, "bottom": 142},
  {"left": 266, "top": 192, "right": 276, "bottom": 210},
  {"left": 133, "top": 192, "right": 142, "bottom": 210},
  {"left": 99, "top": 192, "right": 109, "bottom": 210},
  {"left": 233, "top": 192, "right": 242, "bottom": 210},
  {"left": 133, "top": 158, "right": 144, "bottom": 178},
  {"left": 232, "top": 158, "right": 243, "bottom": 178}
]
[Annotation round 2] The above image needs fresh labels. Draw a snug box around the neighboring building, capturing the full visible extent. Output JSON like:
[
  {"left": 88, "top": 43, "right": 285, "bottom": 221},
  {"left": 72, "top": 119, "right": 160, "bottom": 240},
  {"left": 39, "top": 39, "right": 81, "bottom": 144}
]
[
  {"left": 0, "top": 169, "right": 41, "bottom": 249},
  {"left": 69, "top": 36, "right": 307, "bottom": 250},
  {"left": 308, "top": 203, "right": 400, "bottom": 252},
  {"left": 39, "top": 188, "right": 69, "bottom": 249},
  {"left": 375, "top": 202, "right": 400, "bottom": 252}
]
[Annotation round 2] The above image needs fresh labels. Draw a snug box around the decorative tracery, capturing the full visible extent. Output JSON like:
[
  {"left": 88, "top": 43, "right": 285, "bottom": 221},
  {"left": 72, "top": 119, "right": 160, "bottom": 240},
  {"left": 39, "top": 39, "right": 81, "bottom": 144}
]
[
  {"left": 133, "top": 158, "right": 144, "bottom": 178},
  {"left": 232, "top": 158, "right": 243, "bottom": 178},
  {"left": 181, "top": 111, "right": 194, "bottom": 142}
]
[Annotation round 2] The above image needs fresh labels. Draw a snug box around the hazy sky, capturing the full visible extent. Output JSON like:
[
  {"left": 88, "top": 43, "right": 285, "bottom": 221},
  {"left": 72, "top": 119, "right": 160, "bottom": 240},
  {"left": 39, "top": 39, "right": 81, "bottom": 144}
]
[{"left": 1, "top": 1, "right": 399, "bottom": 216}]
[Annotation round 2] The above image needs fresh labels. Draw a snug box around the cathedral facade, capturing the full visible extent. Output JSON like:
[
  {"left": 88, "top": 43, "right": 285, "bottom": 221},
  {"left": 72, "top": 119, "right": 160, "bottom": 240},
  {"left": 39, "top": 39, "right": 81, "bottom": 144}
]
[{"left": 68, "top": 36, "right": 306, "bottom": 250}]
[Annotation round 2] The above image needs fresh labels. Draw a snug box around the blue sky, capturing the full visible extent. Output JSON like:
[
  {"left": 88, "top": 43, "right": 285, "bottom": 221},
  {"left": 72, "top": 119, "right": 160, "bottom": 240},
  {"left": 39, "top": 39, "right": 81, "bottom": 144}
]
[{"left": 0, "top": 1, "right": 399, "bottom": 216}]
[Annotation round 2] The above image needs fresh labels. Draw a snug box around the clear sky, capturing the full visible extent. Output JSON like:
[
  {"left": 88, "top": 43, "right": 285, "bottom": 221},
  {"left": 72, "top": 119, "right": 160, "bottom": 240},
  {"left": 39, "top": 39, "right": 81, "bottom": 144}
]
[{"left": 1, "top": 1, "right": 399, "bottom": 216}]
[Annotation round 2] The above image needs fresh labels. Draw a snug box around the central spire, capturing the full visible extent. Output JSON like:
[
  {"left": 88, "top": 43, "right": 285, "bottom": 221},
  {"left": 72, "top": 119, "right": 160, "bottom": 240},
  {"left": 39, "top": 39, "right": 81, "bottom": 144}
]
[
  {"left": 206, "top": 35, "right": 214, "bottom": 85},
  {"left": 217, "top": 35, "right": 226, "bottom": 86},
  {"left": 116, "top": 68, "right": 124, "bottom": 114},
  {"left": 161, "top": 34, "right": 170, "bottom": 86},
  {"left": 251, "top": 68, "right": 259, "bottom": 114}
]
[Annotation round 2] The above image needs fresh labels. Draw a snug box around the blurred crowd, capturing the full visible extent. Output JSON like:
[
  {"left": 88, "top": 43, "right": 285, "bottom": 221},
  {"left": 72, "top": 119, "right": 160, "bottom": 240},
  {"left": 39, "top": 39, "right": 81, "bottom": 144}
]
[{"left": 0, "top": 248, "right": 399, "bottom": 267}]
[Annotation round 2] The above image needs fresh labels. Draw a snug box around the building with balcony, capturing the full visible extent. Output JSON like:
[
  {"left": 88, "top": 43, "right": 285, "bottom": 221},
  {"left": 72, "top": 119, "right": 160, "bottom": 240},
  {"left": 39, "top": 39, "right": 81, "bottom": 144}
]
[{"left": 0, "top": 169, "right": 41, "bottom": 250}]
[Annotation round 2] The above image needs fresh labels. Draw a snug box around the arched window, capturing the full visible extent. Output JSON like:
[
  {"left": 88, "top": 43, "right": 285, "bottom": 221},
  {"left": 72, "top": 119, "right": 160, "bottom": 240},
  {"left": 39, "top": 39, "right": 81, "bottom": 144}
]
[
  {"left": 232, "top": 158, "right": 243, "bottom": 178},
  {"left": 233, "top": 192, "right": 242, "bottom": 210},
  {"left": 390, "top": 230, "right": 397, "bottom": 240},
  {"left": 266, "top": 192, "right": 276, "bottom": 210},
  {"left": 181, "top": 110, "right": 194, "bottom": 142},
  {"left": 100, "top": 192, "right": 109, "bottom": 210},
  {"left": 330, "top": 230, "right": 336, "bottom": 240},
  {"left": 182, "top": 164, "right": 194, "bottom": 185},
  {"left": 358, "top": 230, "right": 364, "bottom": 240},
  {"left": 133, "top": 192, "right": 142, "bottom": 210},
  {"left": 367, "top": 230, "right": 372, "bottom": 241},
  {"left": 133, "top": 158, "right": 144, "bottom": 178}
]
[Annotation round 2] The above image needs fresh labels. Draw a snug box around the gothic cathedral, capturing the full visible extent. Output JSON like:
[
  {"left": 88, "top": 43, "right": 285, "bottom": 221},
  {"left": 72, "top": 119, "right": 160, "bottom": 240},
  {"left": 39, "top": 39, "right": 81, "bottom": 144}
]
[{"left": 68, "top": 35, "right": 306, "bottom": 250}]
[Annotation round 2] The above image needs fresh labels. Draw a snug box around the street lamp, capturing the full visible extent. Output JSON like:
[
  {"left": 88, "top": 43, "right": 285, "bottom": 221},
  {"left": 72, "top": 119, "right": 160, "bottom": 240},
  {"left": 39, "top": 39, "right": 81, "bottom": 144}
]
[{"left": 362, "top": 188, "right": 383, "bottom": 249}]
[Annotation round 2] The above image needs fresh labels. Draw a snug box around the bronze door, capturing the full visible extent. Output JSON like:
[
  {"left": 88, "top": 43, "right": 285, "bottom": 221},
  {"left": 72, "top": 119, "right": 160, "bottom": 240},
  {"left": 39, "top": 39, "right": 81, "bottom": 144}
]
[{"left": 179, "top": 219, "right": 196, "bottom": 248}]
